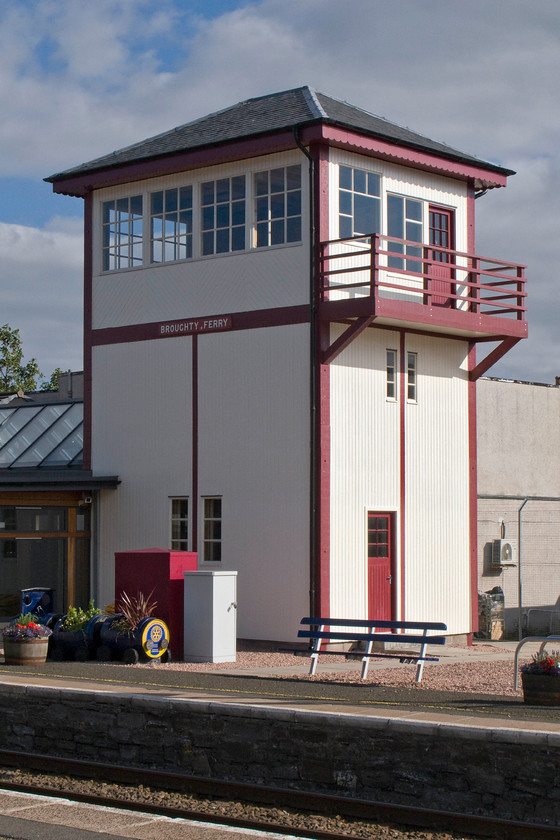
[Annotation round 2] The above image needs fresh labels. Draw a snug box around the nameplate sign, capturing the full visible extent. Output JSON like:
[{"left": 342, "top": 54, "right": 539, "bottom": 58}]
[{"left": 158, "top": 315, "right": 232, "bottom": 336}]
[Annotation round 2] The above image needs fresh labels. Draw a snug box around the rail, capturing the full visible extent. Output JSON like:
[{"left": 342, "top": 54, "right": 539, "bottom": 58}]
[
  {"left": 0, "top": 749, "right": 558, "bottom": 840},
  {"left": 319, "top": 232, "right": 527, "bottom": 321},
  {"left": 513, "top": 635, "right": 560, "bottom": 690}
]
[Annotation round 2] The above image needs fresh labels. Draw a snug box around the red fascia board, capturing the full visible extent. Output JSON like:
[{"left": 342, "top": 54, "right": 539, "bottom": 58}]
[
  {"left": 300, "top": 124, "right": 510, "bottom": 188},
  {"left": 48, "top": 130, "right": 300, "bottom": 197}
]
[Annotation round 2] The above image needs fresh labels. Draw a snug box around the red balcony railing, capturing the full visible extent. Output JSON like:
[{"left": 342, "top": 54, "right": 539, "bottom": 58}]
[{"left": 319, "top": 233, "right": 527, "bottom": 335}]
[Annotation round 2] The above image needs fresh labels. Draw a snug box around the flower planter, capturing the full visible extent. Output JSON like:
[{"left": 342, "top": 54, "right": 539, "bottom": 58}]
[
  {"left": 521, "top": 673, "right": 560, "bottom": 705},
  {"left": 49, "top": 614, "right": 104, "bottom": 661},
  {"left": 97, "top": 615, "right": 170, "bottom": 663},
  {"left": 4, "top": 637, "right": 49, "bottom": 665}
]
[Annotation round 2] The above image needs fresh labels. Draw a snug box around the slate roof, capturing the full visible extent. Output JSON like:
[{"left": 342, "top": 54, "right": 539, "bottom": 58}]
[{"left": 46, "top": 86, "right": 512, "bottom": 183}]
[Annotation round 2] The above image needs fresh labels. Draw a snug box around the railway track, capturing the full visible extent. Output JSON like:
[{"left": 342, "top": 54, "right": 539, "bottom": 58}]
[{"left": 0, "top": 749, "right": 556, "bottom": 840}]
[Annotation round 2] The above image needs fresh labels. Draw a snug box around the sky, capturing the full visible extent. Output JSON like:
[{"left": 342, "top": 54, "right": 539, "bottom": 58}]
[{"left": 0, "top": 0, "right": 559, "bottom": 382}]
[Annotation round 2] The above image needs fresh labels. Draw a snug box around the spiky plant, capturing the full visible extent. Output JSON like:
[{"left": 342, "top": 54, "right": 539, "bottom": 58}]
[{"left": 114, "top": 590, "right": 158, "bottom": 632}]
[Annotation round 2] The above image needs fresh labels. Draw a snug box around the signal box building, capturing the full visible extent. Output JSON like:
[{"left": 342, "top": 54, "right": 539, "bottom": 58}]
[{"left": 46, "top": 88, "right": 527, "bottom": 642}]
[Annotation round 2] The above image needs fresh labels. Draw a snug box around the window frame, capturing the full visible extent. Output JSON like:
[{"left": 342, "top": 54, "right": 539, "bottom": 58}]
[
  {"left": 253, "top": 164, "right": 302, "bottom": 248},
  {"left": 386, "top": 349, "right": 397, "bottom": 401},
  {"left": 150, "top": 186, "right": 193, "bottom": 264},
  {"left": 200, "top": 175, "right": 246, "bottom": 257},
  {"left": 407, "top": 351, "right": 418, "bottom": 402},
  {"left": 386, "top": 193, "right": 423, "bottom": 273},
  {"left": 338, "top": 165, "right": 381, "bottom": 239},
  {"left": 202, "top": 496, "right": 222, "bottom": 563},
  {"left": 170, "top": 497, "right": 189, "bottom": 551},
  {"left": 102, "top": 195, "right": 144, "bottom": 271}
]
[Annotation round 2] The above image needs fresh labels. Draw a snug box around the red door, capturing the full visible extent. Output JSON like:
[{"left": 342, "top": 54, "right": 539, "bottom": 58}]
[
  {"left": 428, "top": 207, "right": 455, "bottom": 307},
  {"left": 367, "top": 512, "right": 394, "bottom": 621}
]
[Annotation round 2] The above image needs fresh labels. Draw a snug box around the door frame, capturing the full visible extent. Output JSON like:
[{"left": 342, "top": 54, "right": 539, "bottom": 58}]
[
  {"left": 427, "top": 205, "right": 456, "bottom": 307},
  {"left": 366, "top": 510, "right": 396, "bottom": 621}
]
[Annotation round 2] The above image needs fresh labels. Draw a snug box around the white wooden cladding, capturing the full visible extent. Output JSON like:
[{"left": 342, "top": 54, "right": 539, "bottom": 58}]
[
  {"left": 92, "top": 325, "right": 310, "bottom": 641},
  {"left": 329, "top": 327, "right": 471, "bottom": 635},
  {"left": 328, "top": 148, "right": 468, "bottom": 251},
  {"left": 91, "top": 150, "right": 310, "bottom": 330}
]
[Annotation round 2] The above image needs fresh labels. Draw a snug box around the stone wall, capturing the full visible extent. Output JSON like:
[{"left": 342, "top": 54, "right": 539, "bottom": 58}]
[{"left": 0, "top": 684, "right": 558, "bottom": 826}]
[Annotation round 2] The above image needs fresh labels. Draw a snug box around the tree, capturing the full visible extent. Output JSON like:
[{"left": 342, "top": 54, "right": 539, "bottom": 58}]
[
  {"left": 40, "top": 367, "right": 64, "bottom": 392},
  {"left": 0, "top": 324, "right": 42, "bottom": 393}
]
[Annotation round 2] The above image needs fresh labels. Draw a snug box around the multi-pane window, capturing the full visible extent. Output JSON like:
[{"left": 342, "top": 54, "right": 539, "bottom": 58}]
[
  {"left": 170, "top": 498, "right": 188, "bottom": 551},
  {"left": 407, "top": 352, "right": 417, "bottom": 401},
  {"left": 339, "top": 165, "right": 381, "bottom": 238},
  {"left": 386, "top": 349, "right": 397, "bottom": 400},
  {"left": 387, "top": 195, "right": 423, "bottom": 272},
  {"left": 203, "top": 497, "right": 222, "bottom": 562},
  {"left": 367, "top": 514, "right": 390, "bottom": 559},
  {"left": 151, "top": 187, "right": 193, "bottom": 263},
  {"left": 254, "top": 165, "right": 302, "bottom": 247},
  {"left": 201, "top": 176, "right": 246, "bottom": 256},
  {"left": 102, "top": 195, "right": 143, "bottom": 270}
]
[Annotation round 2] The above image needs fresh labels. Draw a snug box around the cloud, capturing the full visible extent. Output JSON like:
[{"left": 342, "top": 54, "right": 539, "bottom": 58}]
[
  {"left": 0, "top": 220, "right": 83, "bottom": 373},
  {"left": 0, "top": 0, "right": 558, "bottom": 381}
]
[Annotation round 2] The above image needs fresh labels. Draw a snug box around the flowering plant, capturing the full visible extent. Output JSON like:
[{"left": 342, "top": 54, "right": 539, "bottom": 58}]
[
  {"left": 521, "top": 649, "right": 560, "bottom": 676},
  {"left": 3, "top": 614, "right": 52, "bottom": 641}
]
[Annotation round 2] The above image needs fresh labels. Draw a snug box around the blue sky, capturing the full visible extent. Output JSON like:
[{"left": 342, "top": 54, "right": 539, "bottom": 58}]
[{"left": 1, "top": 0, "right": 560, "bottom": 381}]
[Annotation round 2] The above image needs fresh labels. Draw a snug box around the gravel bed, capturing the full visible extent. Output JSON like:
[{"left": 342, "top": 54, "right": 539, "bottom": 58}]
[
  {"left": 0, "top": 766, "right": 489, "bottom": 840},
  {"left": 135, "top": 644, "right": 522, "bottom": 697}
]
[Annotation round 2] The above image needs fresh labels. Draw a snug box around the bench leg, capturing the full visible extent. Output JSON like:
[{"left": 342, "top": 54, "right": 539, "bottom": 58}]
[
  {"left": 309, "top": 624, "right": 325, "bottom": 676},
  {"left": 360, "top": 640, "right": 373, "bottom": 680},
  {"left": 415, "top": 638, "right": 428, "bottom": 682}
]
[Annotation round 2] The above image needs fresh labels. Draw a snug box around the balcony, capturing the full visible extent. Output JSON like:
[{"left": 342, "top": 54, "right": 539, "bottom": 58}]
[{"left": 319, "top": 233, "right": 527, "bottom": 356}]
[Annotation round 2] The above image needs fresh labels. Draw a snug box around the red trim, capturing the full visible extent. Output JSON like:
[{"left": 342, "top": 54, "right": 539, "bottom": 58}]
[
  {"left": 50, "top": 131, "right": 298, "bottom": 197},
  {"left": 468, "top": 342, "right": 478, "bottom": 634},
  {"left": 51, "top": 123, "right": 510, "bottom": 198},
  {"left": 83, "top": 193, "right": 93, "bottom": 470},
  {"left": 301, "top": 125, "right": 509, "bottom": 188},
  {"left": 192, "top": 334, "right": 198, "bottom": 553},
  {"left": 91, "top": 304, "right": 310, "bottom": 347},
  {"left": 399, "top": 331, "right": 406, "bottom": 619},
  {"left": 315, "top": 144, "right": 331, "bottom": 618}
]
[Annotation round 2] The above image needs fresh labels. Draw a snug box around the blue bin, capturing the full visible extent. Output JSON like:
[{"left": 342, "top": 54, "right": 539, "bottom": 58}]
[{"left": 21, "top": 588, "right": 54, "bottom": 617}]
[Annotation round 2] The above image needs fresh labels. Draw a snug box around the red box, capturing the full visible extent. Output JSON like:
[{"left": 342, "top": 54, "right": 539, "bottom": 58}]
[{"left": 114, "top": 549, "right": 197, "bottom": 657}]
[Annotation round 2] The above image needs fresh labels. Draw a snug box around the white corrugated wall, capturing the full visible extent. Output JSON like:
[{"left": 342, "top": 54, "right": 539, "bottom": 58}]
[{"left": 329, "top": 327, "right": 471, "bottom": 634}]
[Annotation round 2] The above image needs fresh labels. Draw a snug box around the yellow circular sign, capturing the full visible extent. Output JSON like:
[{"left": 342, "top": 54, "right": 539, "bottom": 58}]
[{"left": 141, "top": 619, "right": 169, "bottom": 658}]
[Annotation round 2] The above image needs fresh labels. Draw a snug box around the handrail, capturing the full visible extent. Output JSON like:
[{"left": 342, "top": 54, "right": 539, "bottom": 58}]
[
  {"left": 513, "top": 635, "right": 560, "bottom": 690},
  {"left": 320, "top": 233, "right": 527, "bottom": 322}
]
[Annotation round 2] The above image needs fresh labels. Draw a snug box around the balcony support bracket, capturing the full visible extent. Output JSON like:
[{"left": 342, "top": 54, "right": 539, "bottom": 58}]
[
  {"left": 322, "top": 315, "right": 376, "bottom": 365},
  {"left": 469, "top": 337, "right": 521, "bottom": 381}
]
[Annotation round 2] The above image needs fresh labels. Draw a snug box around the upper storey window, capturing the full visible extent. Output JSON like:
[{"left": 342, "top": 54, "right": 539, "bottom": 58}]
[
  {"left": 102, "top": 196, "right": 143, "bottom": 270},
  {"left": 254, "top": 165, "right": 302, "bottom": 247},
  {"left": 387, "top": 195, "right": 422, "bottom": 272},
  {"left": 339, "top": 166, "right": 381, "bottom": 238},
  {"left": 201, "top": 176, "right": 246, "bottom": 256},
  {"left": 151, "top": 187, "right": 193, "bottom": 263}
]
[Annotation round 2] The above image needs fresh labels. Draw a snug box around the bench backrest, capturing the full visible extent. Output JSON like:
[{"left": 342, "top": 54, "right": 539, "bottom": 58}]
[{"left": 300, "top": 616, "right": 447, "bottom": 632}]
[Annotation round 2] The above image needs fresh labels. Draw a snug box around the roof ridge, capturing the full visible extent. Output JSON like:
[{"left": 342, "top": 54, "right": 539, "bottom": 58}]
[{"left": 301, "top": 87, "right": 328, "bottom": 119}]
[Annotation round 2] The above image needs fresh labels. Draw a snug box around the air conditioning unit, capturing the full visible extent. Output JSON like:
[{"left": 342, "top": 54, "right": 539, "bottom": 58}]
[{"left": 491, "top": 539, "right": 517, "bottom": 568}]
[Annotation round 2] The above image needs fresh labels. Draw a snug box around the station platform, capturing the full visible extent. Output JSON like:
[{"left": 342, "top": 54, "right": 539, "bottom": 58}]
[{"left": 0, "top": 639, "right": 557, "bottom": 733}]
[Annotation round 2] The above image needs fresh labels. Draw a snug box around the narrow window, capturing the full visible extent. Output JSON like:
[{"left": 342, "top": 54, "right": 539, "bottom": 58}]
[
  {"left": 151, "top": 187, "right": 193, "bottom": 263},
  {"left": 387, "top": 195, "right": 422, "bottom": 272},
  {"left": 170, "top": 498, "right": 188, "bottom": 551},
  {"left": 102, "top": 195, "right": 143, "bottom": 270},
  {"left": 201, "top": 176, "right": 246, "bottom": 256},
  {"left": 339, "top": 166, "right": 381, "bottom": 239},
  {"left": 254, "top": 165, "right": 302, "bottom": 247},
  {"left": 386, "top": 349, "right": 397, "bottom": 400},
  {"left": 407, "top": 352, "right": 417, "bottom": 402},
  {"left": 203, "top": 497, "right": 222, "bottom": 562}
]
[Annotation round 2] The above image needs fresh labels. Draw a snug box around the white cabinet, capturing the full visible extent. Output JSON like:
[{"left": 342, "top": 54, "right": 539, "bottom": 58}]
[{"left": 183, "top": 571, "right": 237, "bottom": 662}]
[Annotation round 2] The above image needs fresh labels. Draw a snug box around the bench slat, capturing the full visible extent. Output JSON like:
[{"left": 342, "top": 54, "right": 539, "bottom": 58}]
[
  {"left": 298, "top": 630, "right": 446, "bottom": 645},
  {"left": 300, "top": 617, "right": 447, "bottom": 631}
]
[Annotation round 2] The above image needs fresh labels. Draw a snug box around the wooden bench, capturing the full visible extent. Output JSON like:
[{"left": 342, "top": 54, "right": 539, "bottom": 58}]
[{"left": 286, "top": 617, "right": 447, "bottom": 683}]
